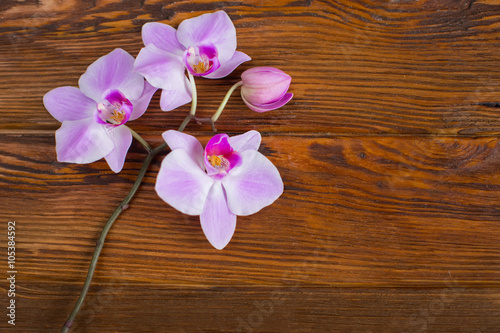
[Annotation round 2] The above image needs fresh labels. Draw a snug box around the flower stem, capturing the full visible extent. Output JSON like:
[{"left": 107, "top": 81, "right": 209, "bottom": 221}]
[
  {"left": 61, "top": 112, "right": 189, "bottom": 331},
  {"left": 62, "top": 73, "right": 209, "bottom": 332},
  {"left": 188, "top": 73, "right": 197, "bottom": 117},
  {"left": 193, "top": 116, "right": 217, "bottom": 133},
  {"left": 125, "top": 125, "right": 152, "bottom": 153},
  {"left": 61, "top": 142, "right": 167, "bottom": 333},
  {"left": 178, "top": 73, "right": 199, "bottom": 131},
  {"left": 179, "top": 113, "right": 193, "bottom": 133},
  {"left": 211, "top": 81, "right": 243, "bottom": 123}
]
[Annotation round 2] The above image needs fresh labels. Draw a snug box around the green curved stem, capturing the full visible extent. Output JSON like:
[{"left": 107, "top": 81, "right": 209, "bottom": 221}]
[
  {"left": 179, "top": 114, "right": 193, "bottom": 133},
  {"left": 125, "top": 125, "right": 152, "bottom": 153},
  {"left": 211, "top": 81, "right": 243, "bottom": 123},
  {"left": 188, "top": 73, "right": 197, "bottom": 116},
  {"left": 61, "top": 142, "right": 167, "bottom": 333},
  {"left": 179, "top": 73, "right": 198, "bottom": 131}
]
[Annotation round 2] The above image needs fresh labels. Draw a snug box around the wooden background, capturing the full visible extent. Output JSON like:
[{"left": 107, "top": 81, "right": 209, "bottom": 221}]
[{"left": 1, "top": 0, "right": 500, "bottom": 332}]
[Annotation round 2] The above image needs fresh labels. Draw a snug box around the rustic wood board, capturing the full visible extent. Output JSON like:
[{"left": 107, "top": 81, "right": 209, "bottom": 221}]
[{"left": 1, "top": 0, "right": 499, "bottom": 332}]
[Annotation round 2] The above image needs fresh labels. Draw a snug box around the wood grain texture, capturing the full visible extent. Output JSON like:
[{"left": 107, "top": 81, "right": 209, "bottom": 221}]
[
  {"left": 1, "top": 134, "right": 499, "bottom": 286},
  {"left": 1, "top": 0, "right": 500, "bottom": 332},
  {"left": 1, "top": 0, "right": 500, "bottom": 135},
  {"left": 9, "top": 284, "right": 500, "bottom": 332}
]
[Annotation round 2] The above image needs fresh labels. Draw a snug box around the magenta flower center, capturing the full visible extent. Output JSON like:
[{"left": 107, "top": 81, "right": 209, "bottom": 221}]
[
  {"left": 95, "top": 89, "right": 133, "bottom": 127},
  {"left": 184, "top": 45, "right": 220, "bottom": 76},
  {"left": 204, "top": 134, "right": 241, "bottom": 178}
]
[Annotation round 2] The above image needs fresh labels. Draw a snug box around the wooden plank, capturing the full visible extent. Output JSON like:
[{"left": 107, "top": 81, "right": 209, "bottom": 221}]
[
  {"left": 2, "top": 2, "right": 500, "bottom": 331},
  {"left": 6, "top": 284, "right": 500, "bottom": 332},
  {"left": 1, "top": 134, "right": 499, "bottom": 286},
  {"left": 1, "top": 0, "right": 500, "bottom": 135}
]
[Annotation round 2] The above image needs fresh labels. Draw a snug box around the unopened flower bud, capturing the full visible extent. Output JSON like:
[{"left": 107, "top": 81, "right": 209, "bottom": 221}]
[{"left": 240, "top": 67, "right": 293, "bottom": 112}]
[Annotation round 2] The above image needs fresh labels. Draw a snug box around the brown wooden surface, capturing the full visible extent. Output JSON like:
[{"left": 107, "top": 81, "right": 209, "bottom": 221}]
[{"left": 1, "top": 0, "right": 500, "bottom": 332}]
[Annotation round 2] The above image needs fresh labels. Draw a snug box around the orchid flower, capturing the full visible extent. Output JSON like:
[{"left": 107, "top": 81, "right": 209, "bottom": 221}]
[
  {"left": 210, "top": 67, "right": 293, "bottom": 124},
  {"left": 43, "top": 48, "right": 157, "bottom": 173},
  {"left": 134, "top": 10, "right": 251, "bottom": 111},
  {"left": 155, "top": 130, "right": 283, "bottom": 249},
  {"left": 241, "top": 67, "right": 293, "bottom": 112}
]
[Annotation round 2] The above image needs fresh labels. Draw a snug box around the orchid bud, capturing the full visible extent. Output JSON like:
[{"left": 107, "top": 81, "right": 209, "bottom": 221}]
[{"left": 240, "top": 67, "right": 293, "bottom": 112}]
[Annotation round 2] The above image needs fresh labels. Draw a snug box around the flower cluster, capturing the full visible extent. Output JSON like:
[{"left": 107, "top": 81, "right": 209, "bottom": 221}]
[{"left": 43, "top": 11, "right": 292, "bottom": 250}]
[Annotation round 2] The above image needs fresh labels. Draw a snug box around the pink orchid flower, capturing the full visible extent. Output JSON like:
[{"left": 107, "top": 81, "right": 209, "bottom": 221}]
[
  {"left": 155, "top": 130, "right": 283, "bottom": 249},
  {"left": 134, "top": 10, "right": 251, "bottom": 111},
  {"left": 43, "top": 48, "right": 157, "bottom": 172},
  {"left": 241, "top": 67, "right": 293, "bottom": 112}
]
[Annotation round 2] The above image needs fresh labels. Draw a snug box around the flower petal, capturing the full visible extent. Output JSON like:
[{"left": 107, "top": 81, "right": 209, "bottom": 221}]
[
  {"left": 142, "top": 22, "right": 185, "bottom": 56},
  {"left": 155, "top": 149, "right": 214, "bottom": 215},
  {"left": 134, "top": 44, "right": 192, "bottom": 111},
  {"left": 79, "top": 48, "right": 144, "bottom": 102},
  {"left": 159, "top": 82, "right": 192, "bottom": 112},
  {"left": 204, "top": 51, "right": 251, "bottom": 79},
  {"left": 55, "top": 118, "right": 113, "bottom": 164},
  {"left": 200, "top": 182, "right": 237, "bottom": 250},
  {"left": 177, "top": 11, "right": 236, "bottom": 63},
  {"left": 242, "top": 92, "right": 293, "bottom": 113},
  {"left": 162, "top": 130, "right": 204, "bottom": 169},
  {"left": 134, "top": 44, "right": 183, "bottom": 90},
  {"left": 129, "top": 80, "right": 158, "bottom": 121},
  {"left": 228, "top": 130, "right": 261, "bottom": 152},
  {"left": 241, "top": 66, "right": 291, "bottom": 89},
  {"left": 43, "top": 87, "right": 96, "bottom": 122},
  {"left": 104, "top": 125, "right": 133, "bottom": 173},
  {"left": 222, "top": 150, "right": 283, "bottom": 216}
]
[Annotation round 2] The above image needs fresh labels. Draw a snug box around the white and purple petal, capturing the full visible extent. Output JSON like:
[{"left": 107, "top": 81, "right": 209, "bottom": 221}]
[
  {"left": 134, "top": 44, "right": 192, "bottom": 111},
  {"left": 155, "top": 149, "right": 214, "bottom": 215},
  {"left": 200, "top": 181, "right": 237, "bottom": 250},
  {"left": 176, "top": 10, "right": 236, "bottom": 63},
  {"left": 55, "top": 118, "right": 114, "bottom": 164},
  {"left": 43, "top": 87, "right": 96, "bottom": 122},
  {"left": 162, "top": 130, "right": 205, "bottom": 169},
  {"left": 159, "top": 85, "right": 192, "bottom": 112},
  {"left": 142, "top": 22, "right": 185, "bottom": 56},
  {"left": 222, "top": 150, "right": 283, "bottom": 216},
  {"left": 79, "top": 48, "right": 144, "bottom": 102},
  {"left": 134, "top": 44, "right": 185, "bottom": 89},
  {"left": 129, "top": 80, "right": 158, "bottom": 121},
  {"left": 228, "top": 130, "right": 261, "bottom": 152},
  {"left": 242, "top": 92, "right": 293, "bottom": 113},
  {"left": 104, "top": 125, "right": 133, "bottom": 173}
]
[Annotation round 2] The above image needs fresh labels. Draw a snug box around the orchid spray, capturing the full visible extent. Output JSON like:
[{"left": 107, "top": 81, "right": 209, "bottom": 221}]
[{"left": 44, "top": 11, "right": 292, "bottom": 333}]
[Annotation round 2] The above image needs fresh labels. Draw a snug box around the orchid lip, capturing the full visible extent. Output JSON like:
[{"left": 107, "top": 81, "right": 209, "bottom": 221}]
[
  {"left": 94, "top": 89, "right": 133, "bottom": 126},
  {"left": 204, "top": 134, "right": 241, "bottom": 177},
  {"left": 207, "top": 154, "right": 231, "bottom": 169},
  {"left": 183, "top": 44, "right": 220, "bottom": 76}
]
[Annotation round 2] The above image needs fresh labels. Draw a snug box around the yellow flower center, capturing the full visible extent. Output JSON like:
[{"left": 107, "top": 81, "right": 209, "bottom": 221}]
[
  {"left": 109, "top": 107, "right": 126, "bottom": 124},
  {"left": 192, "top": 59, "right": 211, "bottom": 74},
  {"left": 207, "top": 155, "right": 229, "bottom": 169}
]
